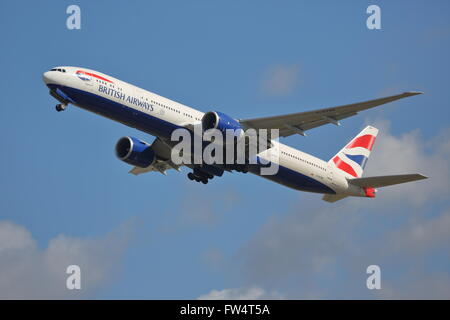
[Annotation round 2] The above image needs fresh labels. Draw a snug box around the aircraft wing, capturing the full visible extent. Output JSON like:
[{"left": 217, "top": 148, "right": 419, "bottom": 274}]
[
  {"left": 129, "top": 138, "right": 181, "bottom": 176},
  {"left": 239, "top": 92, "right": 423, "bottom": 137}
]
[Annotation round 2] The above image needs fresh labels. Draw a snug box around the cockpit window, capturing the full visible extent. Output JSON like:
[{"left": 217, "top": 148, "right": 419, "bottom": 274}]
[{"left": 50, "top": 68, "right": 66, "bottom": 73}]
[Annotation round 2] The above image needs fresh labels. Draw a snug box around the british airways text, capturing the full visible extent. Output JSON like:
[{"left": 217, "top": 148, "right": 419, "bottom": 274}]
[{"left": 98, "top": 85, "right": 154, "bottom": 111}]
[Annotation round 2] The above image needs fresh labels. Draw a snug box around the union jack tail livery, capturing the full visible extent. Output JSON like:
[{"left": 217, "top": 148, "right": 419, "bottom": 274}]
[{"left": 329, "top": 126, "right": 379, "bottom": 178}]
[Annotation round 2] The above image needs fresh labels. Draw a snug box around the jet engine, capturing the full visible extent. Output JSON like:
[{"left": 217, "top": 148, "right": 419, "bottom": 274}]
[
  {"left": 201, "top": 111, "right": 243, "bottom": 134},
  {"left": 115, "top": 136, "right": 156, "bottom": 168}
]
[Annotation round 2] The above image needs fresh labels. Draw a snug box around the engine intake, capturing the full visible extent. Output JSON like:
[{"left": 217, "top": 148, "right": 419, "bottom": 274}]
[
  {"left": 115, "top": 136, "right": 156, "bottom": 168},
  {"left": 202, "top": 111, "right": 242, "bottom": 133}
]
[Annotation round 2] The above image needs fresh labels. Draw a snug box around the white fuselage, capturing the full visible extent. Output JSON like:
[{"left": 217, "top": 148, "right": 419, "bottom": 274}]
[{"left": 43, "top": 66, "right": 365, "bottom": 197}]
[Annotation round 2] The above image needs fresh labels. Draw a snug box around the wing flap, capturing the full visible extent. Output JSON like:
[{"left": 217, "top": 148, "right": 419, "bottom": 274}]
[
  {"left": 128, "top": 137, "right": 181, "bottom": 176},
  {"left": 129, "top": 159, "right": 180, "bottom": 176}
]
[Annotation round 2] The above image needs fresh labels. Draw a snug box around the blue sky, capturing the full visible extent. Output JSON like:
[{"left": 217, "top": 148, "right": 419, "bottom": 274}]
[{"left": 1, "top": 0, "right": 450, "bottom": 299}]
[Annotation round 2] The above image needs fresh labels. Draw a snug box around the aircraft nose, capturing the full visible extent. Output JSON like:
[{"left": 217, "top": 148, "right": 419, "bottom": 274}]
[
  {"left": 42, "top": 71, "right": 51, "bottom": 84},
  {"left": 42, "top": 71, "right": 57, "bottom": 84}
]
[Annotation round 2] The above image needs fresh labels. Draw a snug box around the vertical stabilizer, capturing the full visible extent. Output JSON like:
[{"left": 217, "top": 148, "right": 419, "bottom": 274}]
[{"left": 328, "top": 126, "right": 379, "bottom": 178}]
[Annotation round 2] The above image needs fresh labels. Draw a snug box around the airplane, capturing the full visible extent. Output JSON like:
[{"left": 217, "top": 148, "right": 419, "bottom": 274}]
[{"left": 42, "top": 66, "right": 427, "bottom": 202}]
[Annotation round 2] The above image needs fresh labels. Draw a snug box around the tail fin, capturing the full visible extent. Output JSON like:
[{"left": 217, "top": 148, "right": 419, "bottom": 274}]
[{"left": 328, "top": 125, "right": 379, "bottom": 178}]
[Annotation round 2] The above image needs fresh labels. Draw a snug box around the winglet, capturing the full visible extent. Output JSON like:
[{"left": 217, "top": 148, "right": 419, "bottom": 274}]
[{"left": 403, "top": 91, "right": 424, "bottom": 96}]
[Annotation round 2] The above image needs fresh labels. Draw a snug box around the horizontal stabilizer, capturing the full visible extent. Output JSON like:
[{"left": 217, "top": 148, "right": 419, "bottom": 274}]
[
  {"left": 348, "top": 174, "right": 428, "bottom": 188},
  {"left": 322, "top": 194, "right": 348, "bottom": 203}
]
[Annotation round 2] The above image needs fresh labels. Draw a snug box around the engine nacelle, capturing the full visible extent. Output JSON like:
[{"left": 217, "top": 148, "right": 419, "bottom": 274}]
[
  {"left": 202, "top": 111, "right": 243, "bottom": 135},
  {"left": 115, "top": 136, "right": 156, "bottom": 168}
]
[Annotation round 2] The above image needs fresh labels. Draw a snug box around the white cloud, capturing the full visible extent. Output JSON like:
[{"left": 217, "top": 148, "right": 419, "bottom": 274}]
[
  {"left": 378, "top": 274, "right": 450, "bottom": 299},
  {"left": 363, "top": 120, "right": 450, "bottom": 205},
  {"left": 381, "top": 209, "right": 450, "bottom": 259},
  {"left": 261, "top": 64, "right": 300, "bottom": 96},
  {"left": 235, "top": 201, "right": 362, "bottom": 298},
  {"left": 198, "top": 286, "right": 282, "bottom": 300},
  {"left": 0, "top": 220, "right": 133, "bottom": 299}
]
